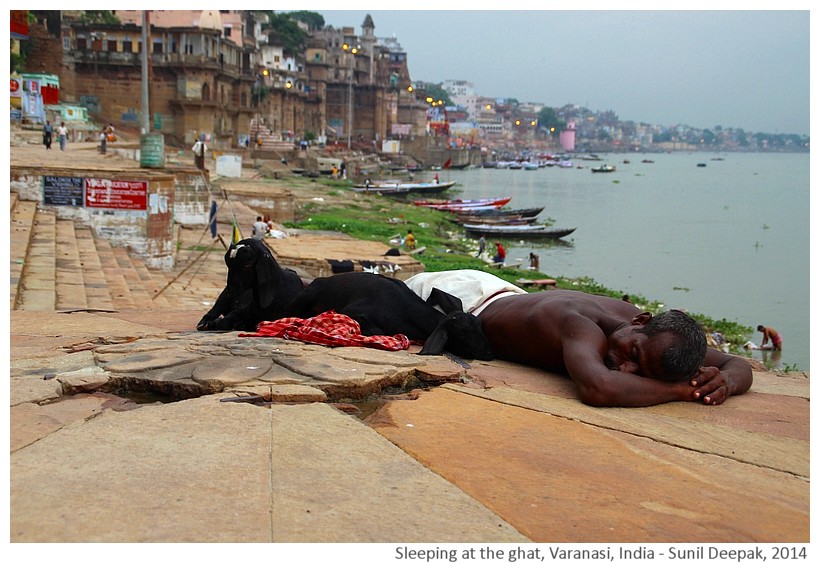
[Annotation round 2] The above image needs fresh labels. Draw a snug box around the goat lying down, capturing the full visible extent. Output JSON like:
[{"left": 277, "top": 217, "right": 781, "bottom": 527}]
[
  {"left": 283, "top": 272, "right": 494, "bottom": 360},
  {"left": 197, "top": 238, "right": 306, "bottom": 332}
]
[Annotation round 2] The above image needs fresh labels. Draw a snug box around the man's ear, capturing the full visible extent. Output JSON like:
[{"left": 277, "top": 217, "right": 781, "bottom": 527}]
[{"left": 632, "top": 312, "right": 653, "bottom": 326}]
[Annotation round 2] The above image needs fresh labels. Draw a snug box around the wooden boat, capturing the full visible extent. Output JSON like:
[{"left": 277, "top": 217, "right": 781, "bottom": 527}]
[
  {"left": 591, "top": 164, "right": 616, "bottom": 173},
  {"left": 454, "top": 206, "right": 544, "bottom": 219},
  {"left": 350, "top": 180, "right": 455, "bottom": 195},
  {"left": 462, "top": 223, "right": 576, "bottom": 240},
  {"left": 454, "top": 207, "right": 544, "bottom": 223},
  {"left": 451, "top": 215, "right": 540, "bottom": 226},
  {"left": 414, "top": 196, "right": 512, "bottom": 212}
]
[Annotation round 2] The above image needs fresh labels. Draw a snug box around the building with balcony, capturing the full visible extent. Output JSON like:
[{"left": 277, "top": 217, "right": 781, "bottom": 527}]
[
  {"left": 53, "top": 10, "right": 260, "bottom": 146},
  {"left": 25, "top": 10, "right": 424, "bottom": 152}
]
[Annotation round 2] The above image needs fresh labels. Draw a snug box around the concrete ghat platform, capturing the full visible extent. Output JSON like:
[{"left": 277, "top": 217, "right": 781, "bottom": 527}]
[
  {"left": 10, "top": 397, "right": 523, "bottom": 543},
  {"left": 8, "top": 308, "right": 810, "bottom": 544},
  {"left": 368, "top": 385, "right": 808, "bottom": 543}
]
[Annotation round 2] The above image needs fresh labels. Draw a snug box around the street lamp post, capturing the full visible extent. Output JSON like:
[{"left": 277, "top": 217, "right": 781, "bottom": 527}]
[{"left": 343, "top": 43, "right": 359, "bottom": 149}]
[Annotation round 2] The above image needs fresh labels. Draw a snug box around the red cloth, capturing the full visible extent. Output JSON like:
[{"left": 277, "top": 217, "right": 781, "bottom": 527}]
[{"left": 239, "top": 311, "right": 411, "bottom": 351}]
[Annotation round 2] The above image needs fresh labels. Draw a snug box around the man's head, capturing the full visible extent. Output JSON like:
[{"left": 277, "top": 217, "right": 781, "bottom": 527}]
[
  {"left": 607, "top": 310, "right": 707, "bottom": 382},
  {"left": 638, "top": 310, "right": 707, "bottom": 381}
]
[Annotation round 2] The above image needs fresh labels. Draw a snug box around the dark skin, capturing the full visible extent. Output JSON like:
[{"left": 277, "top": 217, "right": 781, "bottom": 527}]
[{"left": 477, "top": 290, "right": 753, "bottom": 408}]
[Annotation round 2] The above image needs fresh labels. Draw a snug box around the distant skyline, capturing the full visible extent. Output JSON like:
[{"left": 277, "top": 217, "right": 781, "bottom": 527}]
[{"left": 307, "top": 7, "right": 810, "bottom": 136}]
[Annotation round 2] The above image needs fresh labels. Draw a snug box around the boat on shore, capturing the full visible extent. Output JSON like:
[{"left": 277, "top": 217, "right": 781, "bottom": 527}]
[
  {"left": 453, "top": 206, "right": 544, "bottom": 219},
  {"left": 350, "top": 180, "right": 455, "bottom": 196},
  {"left": 414, "top": 196, "right": 512, "bottom": 212},
  {"left": 462, "top": 223, "right": 576, "bottom": 240},
  {"left": 452, "top": 215, "right": 540, "bottom": 226}
]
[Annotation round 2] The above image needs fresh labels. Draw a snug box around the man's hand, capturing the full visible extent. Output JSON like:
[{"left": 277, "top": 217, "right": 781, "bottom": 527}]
[{"left": 690, "top": 365, "right": 730, "bottom": 405}]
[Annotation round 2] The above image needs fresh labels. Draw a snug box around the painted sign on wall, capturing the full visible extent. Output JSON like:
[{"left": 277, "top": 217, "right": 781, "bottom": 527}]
[{"left": 85, "top": 178, "right": 148, "bottom": 210}]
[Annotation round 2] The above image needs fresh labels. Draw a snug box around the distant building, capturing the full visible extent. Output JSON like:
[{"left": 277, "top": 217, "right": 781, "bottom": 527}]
[{"left": 560, "top": 121, "right": 576, "bottom": 152}]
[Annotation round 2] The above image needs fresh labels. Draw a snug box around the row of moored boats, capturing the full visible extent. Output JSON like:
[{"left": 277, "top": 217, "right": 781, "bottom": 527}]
[
  {"left": 348, "top": 178, "right": 576, "bottom": 240},
  {"left": 412, "top": 197, "right": 576, "bottom": 240}
]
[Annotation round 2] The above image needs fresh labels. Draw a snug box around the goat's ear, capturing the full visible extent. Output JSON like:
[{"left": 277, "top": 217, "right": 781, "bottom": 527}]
[
  {"left": 256, "top": 254, "right": 278, "bottom": 308},
  {"left": 426, "top": 288, "right": 464, "bottom": 314},
  {"left": 419, "top": 324, "right": 448, "bottom": 355}
]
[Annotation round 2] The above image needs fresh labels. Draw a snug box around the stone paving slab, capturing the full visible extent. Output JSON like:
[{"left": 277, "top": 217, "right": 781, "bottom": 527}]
[
  {"left": 366, "top": 386, "right": 809, "bottom": 543},
  {"left": 10, "top": 394, "right": 526, "bottom": 543},
  {"left": 446, "top": 384, "right": 809, "bottom": 475}
]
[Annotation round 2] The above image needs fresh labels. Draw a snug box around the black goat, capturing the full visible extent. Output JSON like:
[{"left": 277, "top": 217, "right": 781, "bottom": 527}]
[
  {"left": 283, "top": 272, "right": 494, "bottom": 360},
  {"left": 197, "top": 238, "right": 306, "bottom": 332}
]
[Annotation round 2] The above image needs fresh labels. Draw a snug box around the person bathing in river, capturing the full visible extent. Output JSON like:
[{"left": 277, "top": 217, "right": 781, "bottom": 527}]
[{"left": 757, "top": 325, "right": 783, "bottom": 351}]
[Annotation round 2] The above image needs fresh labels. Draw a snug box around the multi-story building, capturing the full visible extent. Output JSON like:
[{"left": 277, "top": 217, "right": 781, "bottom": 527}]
[
  {"left": 52, "top": 10, "right": 262, "bottom": 146},
  {"left": 26, "top": 10, "right": 419, "bottom": 150}
]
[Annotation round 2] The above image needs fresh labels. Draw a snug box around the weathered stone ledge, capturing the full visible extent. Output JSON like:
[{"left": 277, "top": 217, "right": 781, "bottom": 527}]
[{"left": 11, "top": 332, "right": 468, "bottom": 407}]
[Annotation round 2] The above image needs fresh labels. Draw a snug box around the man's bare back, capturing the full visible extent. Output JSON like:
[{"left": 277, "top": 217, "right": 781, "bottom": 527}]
[
  {"left": 478, "top": 290, "right": 752, "bottom": 407},
  {"left": 478, "top": 290, "right": 639, "bottom": 371}
]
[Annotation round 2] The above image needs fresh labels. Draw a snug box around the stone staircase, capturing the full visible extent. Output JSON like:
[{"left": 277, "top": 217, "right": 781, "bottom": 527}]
[
  {"left": 10, "top": 195, "right": 229, "bottom": 313},
  {"left": 250, "top": 118, "right": 297, "bottom": 152}
]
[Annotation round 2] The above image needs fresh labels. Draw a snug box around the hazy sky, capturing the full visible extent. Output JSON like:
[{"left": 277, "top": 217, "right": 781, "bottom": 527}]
[{"left": 306, "top": 6, "right": 810, "bottom": 136}]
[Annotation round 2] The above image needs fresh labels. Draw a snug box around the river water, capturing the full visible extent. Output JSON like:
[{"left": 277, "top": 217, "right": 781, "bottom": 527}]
[{"left": 442, "top": 152, "right": 810, "bottom": 371}]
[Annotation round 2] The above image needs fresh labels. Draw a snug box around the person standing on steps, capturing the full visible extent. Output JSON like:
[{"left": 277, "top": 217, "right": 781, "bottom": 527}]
[
  {"left": 57, "top": 122, "right": 68, "bottom": 151},
  {"left": 192, "top": 137, "right": 207, "bottom": 170},
  {"left": 42, "top": 121, "right": 53, "bottom": 150}
]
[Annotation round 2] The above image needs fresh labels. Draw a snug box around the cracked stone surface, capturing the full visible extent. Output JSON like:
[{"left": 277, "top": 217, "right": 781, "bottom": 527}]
[{"left": 12, "top": 332, "right": 467, "bottom": 405}]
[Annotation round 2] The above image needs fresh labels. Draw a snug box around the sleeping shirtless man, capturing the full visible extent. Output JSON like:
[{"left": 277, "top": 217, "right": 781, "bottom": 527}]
[{"left": 476, "top": 290, "right": 753, "bottom": 407}]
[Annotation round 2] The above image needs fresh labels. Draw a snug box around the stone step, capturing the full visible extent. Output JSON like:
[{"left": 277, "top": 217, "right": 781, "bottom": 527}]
[
  {"left": 122, "top": 251, "right": 173, "bottom": 308},
  {"left": 16, "top": 208, "right": 57, "bottom": 311},
  {"left": 156, "top": 245, "right": 228, "bottom": 311},
  {"left": 9, "top": 200, "right": 38, "bottom": 309},
  {"left": 10, "top": 197, "right": 228, "bottom": 315},
  {"left": 54, "top": 219, "right": 89, "bottom": 310},
  {"left": 111, "top": 246, "right": 155, "bottom": 307},
  {"left": 93, "top": 237, "right": 137, "bottom": 310},
  {"left": 74, "top": 227, "right": 115, "bottom": 311}
]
